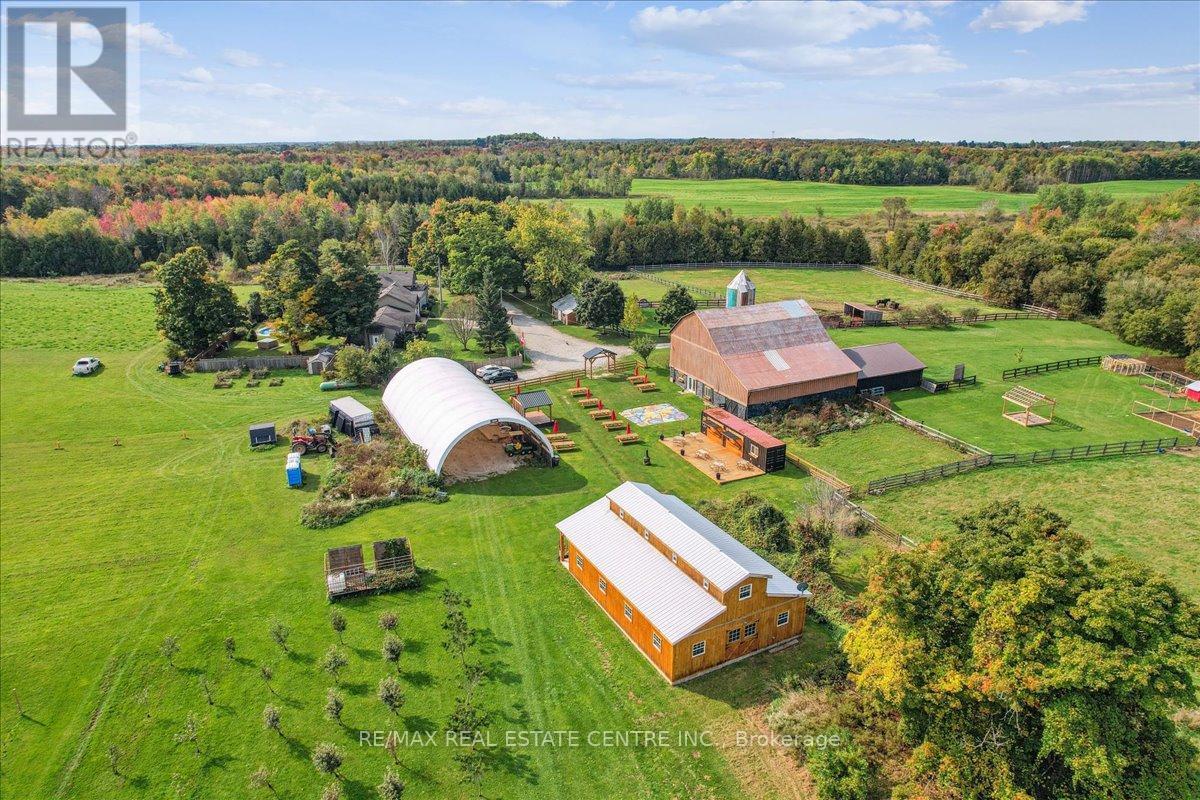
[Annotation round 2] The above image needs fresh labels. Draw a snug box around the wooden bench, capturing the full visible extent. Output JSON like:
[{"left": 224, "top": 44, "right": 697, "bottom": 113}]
[
  {"left": 627, "top": 374, "right": 647, "bottom": 384},
  {"left": 636, "top": 382, "right": 658, "bottom": 392},
  {"left": 602, "top": 420, "right": 627, "bottom": 431},
  {"left": 615, "top": 433, "right": 641, "bottom": 445},
  {"left": 589, "top": 409, "right": 613, "bottom": 420},
  {"left": 567, "top": 387, "right": 590, "bottom": 397},
  {"left": 547, "top": 433, "right": 573, "bottom": 444},
  {"left": 578, "top": 398, "right": 600, "bottom": 408},
  {"left": 554, "top": 439, "right": 578, "bottom": 451}
]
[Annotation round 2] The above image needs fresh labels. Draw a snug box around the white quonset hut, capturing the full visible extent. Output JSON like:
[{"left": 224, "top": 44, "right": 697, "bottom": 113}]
[{"left": 381, "top": 357, "right": 557, "bottom": 479}]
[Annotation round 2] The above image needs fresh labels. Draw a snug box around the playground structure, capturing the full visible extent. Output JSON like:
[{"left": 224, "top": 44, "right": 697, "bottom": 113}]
[{"left": 1002, "top": 385, "right": 1057, "bottom": 427}]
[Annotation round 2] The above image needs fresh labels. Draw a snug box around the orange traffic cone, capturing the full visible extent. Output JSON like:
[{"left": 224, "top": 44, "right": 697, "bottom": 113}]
[
  {"left": 597, "top": 399, "right": 603, "bottom": 410},
  {"left": 626, "top": 423, "right": 632, "bottom": 435},
  {"left": 552, "top": 420, "right": 559, "bottom": 434},
  {"left": 610, "top": 409, "right": 616, "bottom": 421}
]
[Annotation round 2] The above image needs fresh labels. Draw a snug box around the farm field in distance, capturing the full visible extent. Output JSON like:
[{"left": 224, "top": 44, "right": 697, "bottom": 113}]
[{"left": 558, "top": 177, "right": 1198, "bottom": 218}]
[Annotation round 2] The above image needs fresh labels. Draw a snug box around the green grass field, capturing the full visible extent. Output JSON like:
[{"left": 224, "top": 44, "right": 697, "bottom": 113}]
[
  {"left": 2, "top": 276, "right": 1197, "bottom": 799},
  {"left": 559, "top": 178, "right": 1197, "bottom": 219},
  {"left": 0, "top": 279, "right": 846, "bottom": 800},
  {"left": 609, "top": 266, "right": 1012, "bottom": 314}
]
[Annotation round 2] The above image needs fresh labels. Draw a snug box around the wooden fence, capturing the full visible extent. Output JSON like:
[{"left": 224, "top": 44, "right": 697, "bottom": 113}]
[
  {"left": 625, "top": 269, "right": 721, "bottom": 298},
  {"left": 867, "top": 437, "right": 1183, "bottom": 494},
  {"left": 487, "top": 356, "right": 639, "bottom": 392},
  {"left": 859, "top": 266, "right": 990, "bottom": 302},
  {"left": 626, "top": 260, "right": 861, "bottom": 273},
  {"left": 862, "top": 398, "right": 991, "bottom": 456},
  {"left": 1002, "top": 355, "right": 1106, "bottom": 381},
  {"left": 785, "top": 452, "right": 853, "bottom": 495},
  {"left": 194, "top": 354, "right": 308, "bottom": 372},
  {"left": 1143, "top": 366, "right": 1192, "bottom": 388}
]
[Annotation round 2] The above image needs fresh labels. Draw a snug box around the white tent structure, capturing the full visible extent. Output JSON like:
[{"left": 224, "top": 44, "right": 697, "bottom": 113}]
[{"left": 381, "top": 357, "right": 556, "bottom": 477}]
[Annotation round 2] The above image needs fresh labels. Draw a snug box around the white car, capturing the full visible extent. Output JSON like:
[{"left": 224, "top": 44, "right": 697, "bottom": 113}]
[
  {"left": 73, "top": 356, "right": 102, "bottom": 376},
  {"left": 474, "top": 364, "right": 505, "bottom": 378}
]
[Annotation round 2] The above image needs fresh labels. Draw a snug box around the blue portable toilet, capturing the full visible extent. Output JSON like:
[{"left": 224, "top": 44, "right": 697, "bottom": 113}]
[{"left": 286, "top": 452, "right": 303, "bottom": 488}]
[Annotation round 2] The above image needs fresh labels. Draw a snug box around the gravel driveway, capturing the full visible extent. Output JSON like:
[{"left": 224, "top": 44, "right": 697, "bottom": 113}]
[{"left": 504, "top": 301, "right": 631, "bottom": 378}]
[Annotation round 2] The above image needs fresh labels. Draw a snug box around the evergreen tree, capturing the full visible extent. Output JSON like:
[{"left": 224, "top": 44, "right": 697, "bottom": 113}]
[{"left": 474, "top": 271, "right": 510, "bottom": 353}]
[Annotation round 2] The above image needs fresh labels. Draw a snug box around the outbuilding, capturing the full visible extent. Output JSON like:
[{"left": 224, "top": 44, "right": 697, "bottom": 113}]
[
  {"left": 700, "top": 408, "right": 786, "bottom": 472},
  {"left": 329, "top": 396, "right": 378, "bottom": 439},
  {"left": 382, "top": 357, "right": 557, "bottom": 479},
  {"left": 249, "top": 422, "right": 277, "bottom": 447},
  {"left": 307, "top": 347, "right": 336, "bottom": 375},
  {"left": 1185, "top": 380, "right": 1200, "bottom": 402},
  {"left": 840, "top": 342, "right": 926, "bottom": 394},
  {"left": 842, "top": 302, "right": 884, "bottom": 324},
  {"left": 552, "top": 294, "right": 579, "bottom": 324}
]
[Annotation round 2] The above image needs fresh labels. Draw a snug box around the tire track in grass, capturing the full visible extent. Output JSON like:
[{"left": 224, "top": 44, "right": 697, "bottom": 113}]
[{"left": 47, "top": 426, "right": 238, "bottom": 797}]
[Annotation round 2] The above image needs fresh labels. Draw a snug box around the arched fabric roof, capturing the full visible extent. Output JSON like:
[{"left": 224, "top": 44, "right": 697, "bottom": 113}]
[{"left": 381, "top": 357, "right": 555, "bottom": 475}]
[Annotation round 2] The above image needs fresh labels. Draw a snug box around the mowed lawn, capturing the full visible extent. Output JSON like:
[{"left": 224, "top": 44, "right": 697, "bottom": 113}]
[
  {"left": 609, "top": 267, "right": 1012, "bottom": 315},
  {"left": 559, "top": 178, "right": 1197, "bottom": 218},
  {"left": 0, "top": 280, "right": 842, "bottom": 800}
]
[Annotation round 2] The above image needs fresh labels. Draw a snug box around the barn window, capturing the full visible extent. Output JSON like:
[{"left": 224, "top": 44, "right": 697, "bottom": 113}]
[
  {"left": 776, "top": 611, "right": 790, "bottom": 627},
  {"left": 598, "top": 578, "right": 607, "bottom": 594},
  {"left": 623, "top": 603, "right": 633, "bottom": 621},
  {"left": 744, "top": 622, "right": 758, "bottom": 638},
  {"left": 748, "top": 443, "right": 760, "bottom": 458},
  {"left": 651, "top": 633, "right": 662, "bottom": 651},
  {"left": 738, "top": 584, "right": 752, "bottom": 600},
  {"left": 691, "top": 641, "right": 706, "bottom": 658},
  {"left": 575, "top": 555, "right": 583, "bottom": 570},
  {"left": 727, "top": 628, "right": 741, "bottom": 644}
]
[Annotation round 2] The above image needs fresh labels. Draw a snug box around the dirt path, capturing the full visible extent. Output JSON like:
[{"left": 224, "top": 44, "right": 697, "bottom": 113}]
[{"left": 504, "top": 301, "right": 631, "bottom": 378}]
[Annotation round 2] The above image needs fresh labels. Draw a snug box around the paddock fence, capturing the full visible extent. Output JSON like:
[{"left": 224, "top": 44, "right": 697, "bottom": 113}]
[
  {"left": 862, "top": 398, "right": 991, "bottom": 456},
  {"left": 626, "top": 260, "right": 861, "bottom": 273},
  {"left": 1002, "top": 355, "right": 1106, "bottom": 381},
  {"left": 867, "top": 436, "right": 1184, "bottom": 494},
  {"left": 194, "top": 354, "right": 309, "bottom": 372},
  {"left": 785, "top": 452, "right": 853, "bottom": 495},
  {"left": 487, "top": 356, "right": 640, "bottom": 393},
  {"left": 858, "top": 266, "right": 990, "bottom": 302}
]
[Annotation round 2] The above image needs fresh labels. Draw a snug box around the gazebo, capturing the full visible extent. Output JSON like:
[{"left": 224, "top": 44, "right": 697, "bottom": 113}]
[
  {"left": 582, "top": 346, "right": 617, "bottom": 377},
  {"left": 510, "top": 389, "right": 554, "bottom": 427},
  {"left": 1002, "top": 385, "right": 1057, "bottom": 427}
]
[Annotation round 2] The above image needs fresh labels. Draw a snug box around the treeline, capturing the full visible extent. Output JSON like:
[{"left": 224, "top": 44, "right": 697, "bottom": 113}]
[
  {"left": 585, "top": 197, "right": 871, "bottom": 268},
  {"left": 877, "top": 183, "right": 1200, "bottom": 368},
  {"left": 4, "top": 138, "right": 1198, "bottom": 225}
]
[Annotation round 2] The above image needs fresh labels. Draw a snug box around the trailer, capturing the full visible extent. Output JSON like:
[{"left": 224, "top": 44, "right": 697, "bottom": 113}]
[
  {"left": 329, "top": 396, "right": 378, "bottom": 440},
  {"left": 249, "top": 422, "right": 277, "bottom": 447}
]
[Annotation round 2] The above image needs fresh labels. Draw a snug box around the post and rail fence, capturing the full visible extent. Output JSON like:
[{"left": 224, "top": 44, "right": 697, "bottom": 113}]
[
  {"left": 1002, "top": 355, "right": 1107, "bottom": 381},
  {"left": 867, "top": 437, "right": 1185, "bottom": 494}
]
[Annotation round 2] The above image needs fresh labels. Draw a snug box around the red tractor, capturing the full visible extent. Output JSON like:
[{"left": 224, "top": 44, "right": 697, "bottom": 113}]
[{"left": 290, "top": 424, "right": 335, "bottom": 455}]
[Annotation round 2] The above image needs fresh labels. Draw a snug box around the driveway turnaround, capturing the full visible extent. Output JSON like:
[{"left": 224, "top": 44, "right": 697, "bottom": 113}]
[{"left": 504, "top": 301, "right": 631, "bottom": 378}]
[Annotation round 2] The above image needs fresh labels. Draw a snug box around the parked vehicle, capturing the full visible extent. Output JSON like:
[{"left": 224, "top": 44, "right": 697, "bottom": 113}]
[
  {"left": 474, "top": 364, "right": 506, "bottom": 378},
  {"left": 290, "top": 424, "right": 335, "bottom": 455},
  {"left": 481, "top": 367, "right": 518, "bottom": 384},
  {"left": 72, "top": 357, "right": 102, "bottom": 376}
]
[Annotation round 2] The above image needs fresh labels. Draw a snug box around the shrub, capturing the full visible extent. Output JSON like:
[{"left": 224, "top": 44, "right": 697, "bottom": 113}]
[
  {"left": 311, "top": 742, "right": 343, "bottom": 777},
  {"left": 807, "top": 729, "right": 873, "bottom": 800}
]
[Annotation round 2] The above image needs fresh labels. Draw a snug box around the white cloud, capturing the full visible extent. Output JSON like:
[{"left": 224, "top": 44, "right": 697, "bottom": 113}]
[
  {"left": 631, "top": 0, "right": 956, "bottom": 77},
  {"left": 970, "top": 1, "right": 1092, "bottom": 34},
  {"left": 937, "top": 77, "right": 1195, "bottom": 105},
  {"left": 530, "top": 0, "right": 572, "bottom": 6},
  {"left": 181, "top": 67, "right": 214, "bottom": 84},
  {"left": 437, "top": 96, "right": 542, "bottom": 117},
  {"left": 556, "top": 70, "right": 713, "bottom": 89},
  {"left": 222, "top": 48, "right": 265, "bottom": 68},
  {"left": 146, "top": 78, "right": 288, "bottom": 99},
  {"left": 734, "top": 43, "right": 961, "bottom": 77},
  {"left": 1072, "top": 63, "right": 1200, "bottom": 78},
  {"left": 128, "top": 22, "right": 189, "bottom": 57}
]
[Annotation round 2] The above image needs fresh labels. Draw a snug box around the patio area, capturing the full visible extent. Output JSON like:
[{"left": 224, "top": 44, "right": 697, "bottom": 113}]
[{"left": 657, "top": 431, "right": 764, "bottom": 484}]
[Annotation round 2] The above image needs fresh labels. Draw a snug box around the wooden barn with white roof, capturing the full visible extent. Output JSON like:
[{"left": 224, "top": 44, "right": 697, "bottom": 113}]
[{"left": 556, "top": 482, "right": 812, "bottom": 683}]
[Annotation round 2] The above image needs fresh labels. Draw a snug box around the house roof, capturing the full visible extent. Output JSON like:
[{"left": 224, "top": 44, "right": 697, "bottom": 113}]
[
  {"left": 840, "top": 342, "right": 925, "bottom": 379},
  {"left": 371, "top": 306, "right": 418, "bottom": 330},
  {"left": 513, "top": 389, "right": 552, "bottom": 409},
  {"left": 379, "top": 270, "right": 416, "bottom": 289},
  {"left": 727, "top": 270, "right": 755, "bottom": 292},
  {"left": 686, "top": 300, "right": 860, "bottom": 391},
  {"left": 552, "top": 294, "right": 578, "bottom": 313},
  {"left": 557, "top": 482, "right": 807, "bottom": 643},
  {"left": 381, "top": 358, "right": 555, "bottom": 475}
]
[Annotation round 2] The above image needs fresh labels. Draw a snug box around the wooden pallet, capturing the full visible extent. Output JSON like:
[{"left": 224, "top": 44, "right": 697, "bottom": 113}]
[
  {"left": 567, "top": 387, "right": 590, "bottom": 397},
  {"left": 615, "top": 433, "right": 641, "bottom": 445},
  {"left": 578, "top": 398, "right": 600, "bottom": 408},
  {"left": 636, "top": 382, "right": 658, "bottom": 392},
  {"left": 601, "top": 420, "right": 627, "bottom": 431},
  {"left": 589, "top": 409, "right": 613, "bottom": 420}
]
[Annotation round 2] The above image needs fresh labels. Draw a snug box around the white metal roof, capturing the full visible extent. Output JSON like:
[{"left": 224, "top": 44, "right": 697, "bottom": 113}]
[
  {"left": 1187, "top": 380, "right": 1200, "bottom": 393},
  {"left": 380, "top": 357, "right": 555, "bottom": 475},
  {"left": 329, "top": 396, "right": 375, "bottom": 423},
  {"left": 557, "top": 496, "right": 727, "bottom": 643},
  {"left": 609, "top": 482, "right": 804, "bottom": 597},
  {"left": 727, "top": 269, "right": 755, "bottom": 292}
]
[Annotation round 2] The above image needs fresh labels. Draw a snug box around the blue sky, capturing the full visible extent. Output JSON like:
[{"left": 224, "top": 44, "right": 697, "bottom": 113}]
[{"left": 125, "top": 1, "right": 1200, "bottom": 143}]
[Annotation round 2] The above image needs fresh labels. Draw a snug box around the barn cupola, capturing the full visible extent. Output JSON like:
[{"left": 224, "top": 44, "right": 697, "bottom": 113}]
[{"left": 726, "top": 270, "right": 755, "bottom": 308}]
